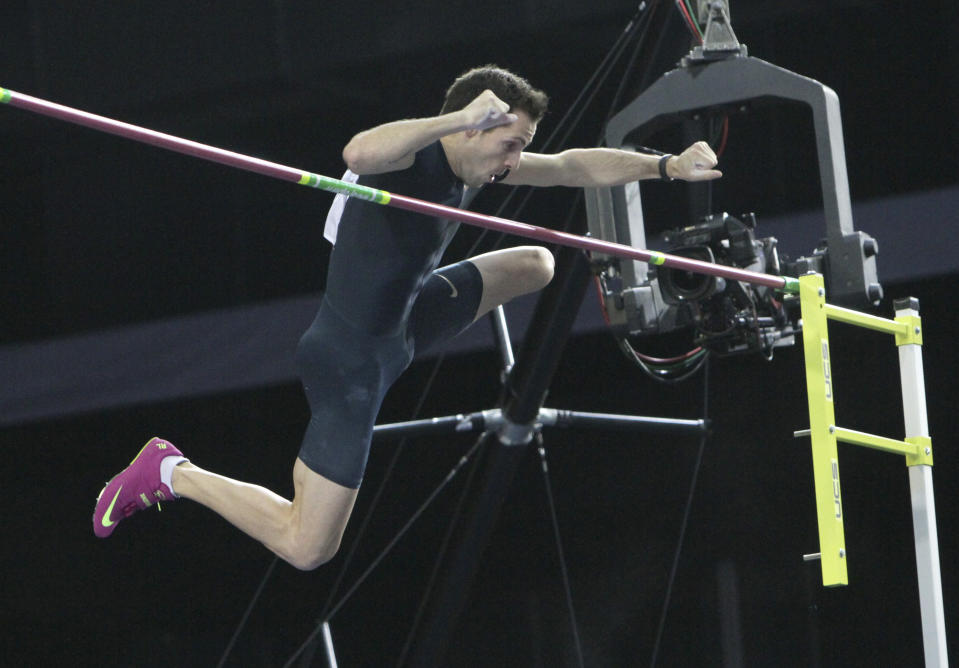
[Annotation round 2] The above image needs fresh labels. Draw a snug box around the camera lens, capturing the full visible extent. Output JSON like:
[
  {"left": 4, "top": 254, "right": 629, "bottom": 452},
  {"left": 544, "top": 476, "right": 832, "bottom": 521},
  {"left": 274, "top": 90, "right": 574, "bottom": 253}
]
[{"left": 659, "top": 246, "right": 717, "bottom": 304}]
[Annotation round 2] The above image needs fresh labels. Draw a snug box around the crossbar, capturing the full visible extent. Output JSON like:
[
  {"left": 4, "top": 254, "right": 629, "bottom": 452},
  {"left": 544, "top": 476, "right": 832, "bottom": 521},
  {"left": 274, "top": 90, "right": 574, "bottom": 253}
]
[{"left": 0, "top": 85, "right": 796, "bottom": 292}]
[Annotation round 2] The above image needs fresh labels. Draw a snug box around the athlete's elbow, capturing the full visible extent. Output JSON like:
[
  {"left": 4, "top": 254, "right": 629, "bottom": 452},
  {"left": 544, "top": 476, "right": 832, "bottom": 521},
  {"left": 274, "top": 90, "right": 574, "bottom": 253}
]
[{"left": 342, "top": 141, "right": 369, "bottom": 174}]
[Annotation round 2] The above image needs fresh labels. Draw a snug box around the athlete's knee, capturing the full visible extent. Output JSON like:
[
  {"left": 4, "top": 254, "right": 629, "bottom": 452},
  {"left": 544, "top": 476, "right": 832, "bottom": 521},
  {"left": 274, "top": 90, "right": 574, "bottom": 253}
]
[
  {"left": 284, "top": 533, "right": 341, "bottom": 571},
  {"left": 514, "top": 246, "right": 554, "bottom": 291}
]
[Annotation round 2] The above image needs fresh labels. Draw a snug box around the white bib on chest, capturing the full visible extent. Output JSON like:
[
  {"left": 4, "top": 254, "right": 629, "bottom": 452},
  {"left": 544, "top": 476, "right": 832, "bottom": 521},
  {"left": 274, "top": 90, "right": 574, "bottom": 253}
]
[{"left": 323, "top": 169, "right": 360, "bottom": 245}]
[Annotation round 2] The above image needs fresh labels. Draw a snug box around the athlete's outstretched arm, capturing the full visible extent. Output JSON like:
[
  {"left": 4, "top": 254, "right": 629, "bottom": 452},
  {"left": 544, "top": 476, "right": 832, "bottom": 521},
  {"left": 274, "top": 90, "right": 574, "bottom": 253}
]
[
  {"left": 342, "top": 89, "right": 517, "bottom": 175},
  {"left": 504, "top": 141, "right": 722, "bottom": 187}
]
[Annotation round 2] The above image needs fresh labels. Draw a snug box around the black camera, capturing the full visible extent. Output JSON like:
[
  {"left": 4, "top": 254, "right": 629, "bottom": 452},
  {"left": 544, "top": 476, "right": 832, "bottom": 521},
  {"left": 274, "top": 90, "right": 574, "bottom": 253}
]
[
  {"left": 589, "top": 206, "right": 881, "bottom": 358},
  {"left": 648, "top": 213, "right": 795, "bottom": 356}
]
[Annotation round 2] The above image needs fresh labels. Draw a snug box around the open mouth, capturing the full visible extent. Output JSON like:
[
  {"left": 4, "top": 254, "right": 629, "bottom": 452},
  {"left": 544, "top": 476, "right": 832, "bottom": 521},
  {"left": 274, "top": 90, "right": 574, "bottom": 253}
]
[{"left": 489, "top": 168, "right": 511, "bottom": 184}]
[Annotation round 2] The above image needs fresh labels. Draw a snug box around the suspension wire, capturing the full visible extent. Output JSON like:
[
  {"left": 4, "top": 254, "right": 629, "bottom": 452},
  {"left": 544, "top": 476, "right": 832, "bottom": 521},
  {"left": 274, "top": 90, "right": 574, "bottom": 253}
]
[
  {"left": 445, "top": 8, "right": 662, "bottom": 663},
  {"left": 547, "top": 3, "right": 660, "bottom": 243},
  {"left": 466, "top": 1, "right": 657, "bottom": 259},
  {"left": 544, "top": 5, "right": 656, "bottom": 158},
  {"left": 216, "top": 555, "right": 279, "bottom": 667},
  {"left": 542, "top": 0, "right": 658, "bottom": 250},
  {"left": 391, "top": 11, "right": 662, "bottom": 664},
  {"left": 444, "top": 15, "right": 662, "bottom": 652},
  {"left": 395, "top": 433, "right": 491, "bottom": 666},
  {"left": 284, "top": 433, "right": 489, "bottom": 668},
  {"left": 604, "top": 2, "right": 660, "bottom": 132},
  {"left": 648, "top": 357, "right": 710, "bottom": 667},
  {"left": 318, "top": 353, "right": 451, "bottom": 621},
  {"left": 536, "top": 434, "right": 586, "bottom": 667},
  {"left": 488, "top": 0, "right": 661, "bottom": 264},
  {"left": 218, "top": 353, "right": 450, "bottom": 665},
  {"left": 319, "top": 434, "right": 485, "bottom": 626}
]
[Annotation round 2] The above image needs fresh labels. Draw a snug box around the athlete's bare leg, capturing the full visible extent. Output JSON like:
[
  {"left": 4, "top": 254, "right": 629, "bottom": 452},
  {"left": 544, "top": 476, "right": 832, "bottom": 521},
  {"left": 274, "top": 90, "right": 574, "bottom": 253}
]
[
  {"left": 159, "top": 247, "right": 551, "bottom": 571},
  {"left": 468, "top": 245, "right": 554, "bottom": 320},
  {"left": 171, "top": 458, "right": 356, "bottom": 571}
]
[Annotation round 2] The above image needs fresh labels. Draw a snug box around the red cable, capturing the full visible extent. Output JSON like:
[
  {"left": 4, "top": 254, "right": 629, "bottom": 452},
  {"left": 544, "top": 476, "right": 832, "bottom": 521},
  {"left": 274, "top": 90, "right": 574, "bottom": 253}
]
[
  {"left": 634, "top": 346, "right": 704, "bottom": 365},
  {"left": 675, "top": 0, "right": 702, "bottom": 43},
  {"left": 593, "top": 276, "right": 612, "bottom": 326},
  {"left": 716, "top": 116, "right": 729, "bottom": 158}
]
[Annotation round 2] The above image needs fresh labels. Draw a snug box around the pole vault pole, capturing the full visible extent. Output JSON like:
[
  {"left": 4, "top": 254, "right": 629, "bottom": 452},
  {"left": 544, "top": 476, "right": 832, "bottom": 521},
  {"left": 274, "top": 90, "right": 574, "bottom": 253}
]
[{"left": 0, "top": 86, "right": 797, "bottom": 293}]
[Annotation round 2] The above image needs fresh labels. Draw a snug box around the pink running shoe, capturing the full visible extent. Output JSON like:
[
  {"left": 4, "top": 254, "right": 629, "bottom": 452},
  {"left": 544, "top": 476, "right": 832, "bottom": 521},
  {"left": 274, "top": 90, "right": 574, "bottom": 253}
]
[{"left": 93, "top": 437, "right": 184, "bottom": 538}]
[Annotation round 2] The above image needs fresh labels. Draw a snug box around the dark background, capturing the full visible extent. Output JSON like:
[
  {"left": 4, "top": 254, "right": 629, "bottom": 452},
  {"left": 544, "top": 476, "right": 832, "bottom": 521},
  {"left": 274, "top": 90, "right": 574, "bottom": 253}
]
[{"left": 2, "top": 1, "right": 958, "bottom": 665}]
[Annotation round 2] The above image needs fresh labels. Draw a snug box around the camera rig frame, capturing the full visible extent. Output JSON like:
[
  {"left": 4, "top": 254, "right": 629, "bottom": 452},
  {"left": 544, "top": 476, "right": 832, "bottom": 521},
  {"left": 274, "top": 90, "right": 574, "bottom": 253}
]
[{"left": 586, "top": 50, "right": 882, "bottom": 352}]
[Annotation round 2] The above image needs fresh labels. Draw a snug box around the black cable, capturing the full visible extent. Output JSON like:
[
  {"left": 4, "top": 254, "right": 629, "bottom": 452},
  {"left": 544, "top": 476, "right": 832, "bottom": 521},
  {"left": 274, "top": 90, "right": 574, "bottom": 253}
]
[
  {"left": 388, "top": 15, "right": 658, "bottom": 654},
  {"left": 466, "top": 1, "right": 657, "bottom": 259},
  {"left": 648, "top": 357, "right": 710, "bottom": 667},
  {"left": 219, "top": 353, "right": 449, "bottom": 665},
  {"left": 216, "top": 555, "right": 278, "bottom": 667},
  {"left": 604, "top": 1, "right": 662, "bottom": 129},
  {"left": 283, "top": 433, "right": 489, "bottom": 668},
  {"left": 395, "top": 433, "right": 491, "bottom": 666},
  {"left": 318, "top": 352, "right": 450, "bottom": 621},
  {"left": 544, "top": 5, "right": 659, "bottom": 242},
  {"left": 536, "top": 435, "right": 586, "bottom": 668},
  {"left": 619, "top": 337, "right": 710, "bottom": 385},
  {"left": 637, "top": 3, "right": 685, "bottom": 94}
]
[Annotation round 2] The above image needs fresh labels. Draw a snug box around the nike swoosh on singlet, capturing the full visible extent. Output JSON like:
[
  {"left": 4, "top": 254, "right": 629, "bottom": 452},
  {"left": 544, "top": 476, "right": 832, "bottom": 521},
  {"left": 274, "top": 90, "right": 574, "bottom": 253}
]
[
  {"left": 101, "top": 486, "right": 123, "bottom": 527},
  {"left": 437, "top": 274, "right": 459, "bottom": 298}
]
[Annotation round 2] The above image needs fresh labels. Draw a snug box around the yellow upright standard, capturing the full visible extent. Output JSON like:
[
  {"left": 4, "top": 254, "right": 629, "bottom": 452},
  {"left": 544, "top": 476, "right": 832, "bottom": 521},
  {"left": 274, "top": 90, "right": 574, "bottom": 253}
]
[
  {"left": 798, "top": 274, "right": 847, "bottom": 586},
  {"left": 797, "top": 273, "right": 947, "bottom": 666}
]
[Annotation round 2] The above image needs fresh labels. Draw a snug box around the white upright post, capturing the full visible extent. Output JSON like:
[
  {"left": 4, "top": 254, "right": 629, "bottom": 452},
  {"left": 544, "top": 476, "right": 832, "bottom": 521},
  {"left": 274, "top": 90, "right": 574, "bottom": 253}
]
[{"left": 895, "top": 298, "right": 948, "bottom": 667}]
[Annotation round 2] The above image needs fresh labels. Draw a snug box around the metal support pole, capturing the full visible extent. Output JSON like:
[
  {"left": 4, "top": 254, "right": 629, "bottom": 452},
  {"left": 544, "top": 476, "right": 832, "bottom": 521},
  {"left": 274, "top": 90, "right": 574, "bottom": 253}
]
[
  {"left": 895, "top": 298, "right": 948, "bottom": 667},
  {"left": 405, "top": 242, "right": 594, "bottom": 667},
  {"left": 321, "top": 622, "right": 338, "bottom": 668},
  {"left": 490, "top": 305, "right": 516, "bottom": 376}
]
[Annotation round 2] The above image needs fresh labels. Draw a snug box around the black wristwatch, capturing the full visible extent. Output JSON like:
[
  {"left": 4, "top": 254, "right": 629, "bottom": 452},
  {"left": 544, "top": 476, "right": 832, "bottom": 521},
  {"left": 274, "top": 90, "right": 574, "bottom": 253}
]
[{"left": 658, "top": 154, "right": 674, "bottom": 181}]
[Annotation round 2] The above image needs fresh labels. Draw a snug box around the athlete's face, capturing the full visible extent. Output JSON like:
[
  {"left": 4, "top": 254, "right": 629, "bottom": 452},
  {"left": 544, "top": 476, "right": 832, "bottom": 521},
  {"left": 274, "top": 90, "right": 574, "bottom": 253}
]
[{"left": 460, "top": 110, "right": 537, "bottom": 187}]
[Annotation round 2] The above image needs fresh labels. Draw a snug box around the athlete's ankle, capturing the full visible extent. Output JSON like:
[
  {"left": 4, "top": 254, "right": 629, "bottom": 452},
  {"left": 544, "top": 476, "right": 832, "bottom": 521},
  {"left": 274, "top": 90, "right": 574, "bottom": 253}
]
[{"left": 162, "top": 456, "right": 190, "bottom": 497}]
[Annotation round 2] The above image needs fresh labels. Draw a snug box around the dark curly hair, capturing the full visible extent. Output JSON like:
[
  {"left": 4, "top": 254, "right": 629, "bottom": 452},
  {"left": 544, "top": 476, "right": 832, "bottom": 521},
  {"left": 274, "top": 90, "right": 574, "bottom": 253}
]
[{"left": 440, "top": 65, "right": 548, "bottom": 122}]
